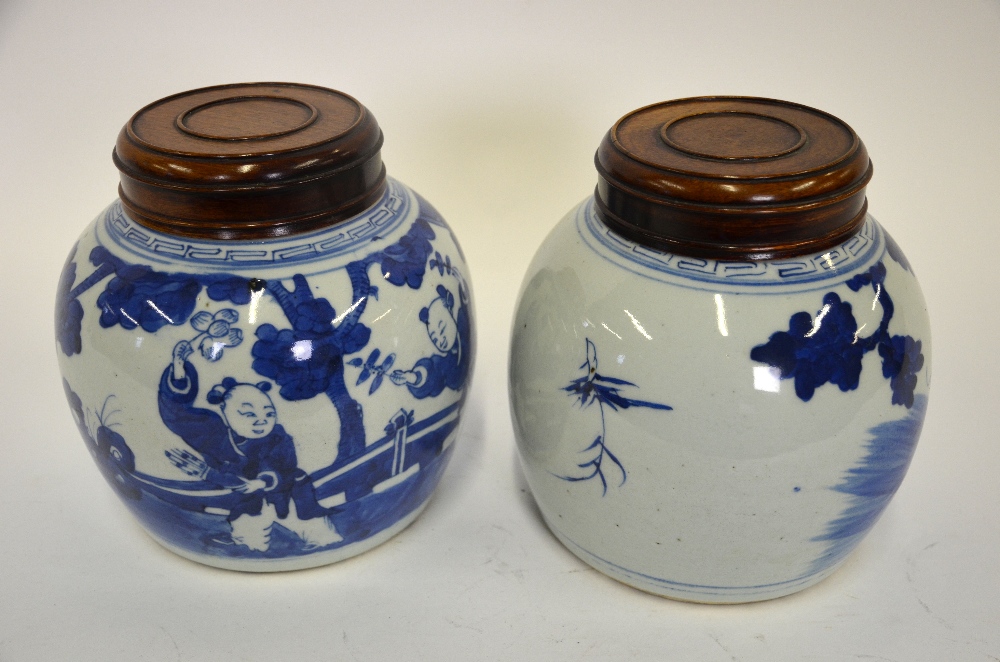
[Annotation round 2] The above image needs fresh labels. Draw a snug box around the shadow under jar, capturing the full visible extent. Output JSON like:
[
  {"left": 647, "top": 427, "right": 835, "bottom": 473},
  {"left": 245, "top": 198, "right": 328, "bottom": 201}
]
[
  {"left": 55, "top": 83, "right": 475, "bottom": 571},
  {"left": 509, "top": 97, "right": 929, "bottom": 603}
]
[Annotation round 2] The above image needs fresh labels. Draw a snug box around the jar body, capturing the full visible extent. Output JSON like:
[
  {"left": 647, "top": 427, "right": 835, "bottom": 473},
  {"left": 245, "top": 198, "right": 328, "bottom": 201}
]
[
  {"left": 509, "top": 197, "right": 929, "bottom": 603},
  {"left": 56, "top": 177, "right": 474, "bottom": 571}
]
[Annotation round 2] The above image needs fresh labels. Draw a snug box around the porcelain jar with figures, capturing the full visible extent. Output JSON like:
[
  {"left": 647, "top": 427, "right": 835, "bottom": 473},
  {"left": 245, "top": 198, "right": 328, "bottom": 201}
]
[
  {"left": 509, "top": 97, "right": 930, "bottom": 602},
  {"left": 55, "top": 83, "right": 474, "bottom": 571}
]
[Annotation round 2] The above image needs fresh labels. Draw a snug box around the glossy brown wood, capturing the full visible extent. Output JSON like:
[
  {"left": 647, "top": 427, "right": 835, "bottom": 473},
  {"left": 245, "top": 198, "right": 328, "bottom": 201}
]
[
  {"left": 113, "top": 83, "right": 386, "bottom": 240},
  {"left": 595, "top": 97, "right": 874, "bottom": 260}
]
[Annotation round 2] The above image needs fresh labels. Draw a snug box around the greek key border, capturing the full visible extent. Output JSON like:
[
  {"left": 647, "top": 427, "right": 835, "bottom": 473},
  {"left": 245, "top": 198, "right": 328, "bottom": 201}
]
[
  {"left": 102, "top": 178, "right": 412, "bottom": 269},
  {"left": 580, "top": 197, "right": 882, "bottom": 288}
]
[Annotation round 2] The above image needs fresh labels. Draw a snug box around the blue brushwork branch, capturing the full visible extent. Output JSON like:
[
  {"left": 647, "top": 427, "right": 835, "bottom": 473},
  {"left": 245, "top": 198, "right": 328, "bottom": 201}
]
[
  {"left": 751, "top": 261, "right": 925, "bottom": 408},
  {"left": 251, "top": 216, "right": 437, "bottom": 467},
  {"left": 559, "top": 339, "right": 672, "bottom": 495},
  {"left": 808, "top": 394, "right": 927, "bottom": 575},
  {"left": 347, "top": 349, "right": 396, "bottom": 395}
]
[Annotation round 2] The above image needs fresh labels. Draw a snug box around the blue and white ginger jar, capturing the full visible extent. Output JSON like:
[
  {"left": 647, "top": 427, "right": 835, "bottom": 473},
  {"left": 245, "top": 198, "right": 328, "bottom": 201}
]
[
  {"left": 55, "top": 84, "right": 475, "bottom": 571},
  {"left": 509, "top": 97, "right": 930, "bottom": 602}
]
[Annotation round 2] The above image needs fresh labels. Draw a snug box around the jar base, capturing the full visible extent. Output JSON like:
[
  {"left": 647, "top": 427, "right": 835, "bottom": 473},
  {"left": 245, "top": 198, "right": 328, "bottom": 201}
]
[
  {"left": 543, "top": 515, "right": 844, "bottom": 604},
  {"left": 143, "top": 500, "right": 430, "bottom": 572}
]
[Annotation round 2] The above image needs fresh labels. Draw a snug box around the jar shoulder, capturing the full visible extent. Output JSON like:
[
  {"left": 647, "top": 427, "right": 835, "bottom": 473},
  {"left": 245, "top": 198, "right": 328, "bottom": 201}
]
[
  {"left": 63, "top": 177, "right": 466, "bottom": 280},
  {"left": 524, "top": 197, "right": 924, "bottom": 299}
]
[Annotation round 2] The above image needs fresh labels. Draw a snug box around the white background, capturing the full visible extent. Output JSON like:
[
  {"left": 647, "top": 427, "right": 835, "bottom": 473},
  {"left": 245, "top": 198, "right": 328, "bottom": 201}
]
[{"left": 1, "top": 1, "right": 998, "bottom": 660}]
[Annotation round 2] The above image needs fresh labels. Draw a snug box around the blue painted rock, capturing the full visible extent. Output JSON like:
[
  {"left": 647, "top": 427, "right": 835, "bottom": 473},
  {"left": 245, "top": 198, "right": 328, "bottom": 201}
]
[
  {"left": 56, "top": 84, "right": 474, "bottom": 571},
  {"left": 509, "top": 97, "right": 929, "bottom": 602}
]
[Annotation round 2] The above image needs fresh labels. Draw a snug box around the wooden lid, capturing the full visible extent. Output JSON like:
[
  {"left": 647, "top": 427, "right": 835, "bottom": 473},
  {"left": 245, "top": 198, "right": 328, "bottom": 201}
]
[
  {"left": 595, "top": 96, "right": 873, "bottom": 260},
  {"left": 113, "top": 82, "right": 386, "bottom": 239}
]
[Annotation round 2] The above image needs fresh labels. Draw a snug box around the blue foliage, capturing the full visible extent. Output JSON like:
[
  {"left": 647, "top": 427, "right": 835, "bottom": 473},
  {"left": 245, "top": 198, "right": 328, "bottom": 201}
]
[
  {"left": 559, "top": 339, "right": 672, "bottom": 494},
  {"left": 883, "top": 230, "right": 913, "bottom": 273},
  {"left": 845, "top": 260, "right": 887, "bottom": 294},
  {"left": 55, "top": 255, "right": 84, "bottom": 356},
  {"left": 429, "top": 251, "right": 453, "bottom": 277},
  {"left": 809, "top": 395, "right": 927, "bottom": 575},
  {"left": 564, "top": 372, "right": 674, "bottom": 413},
  {"left": 205, "top": 276, "right": 256, "bottom": 305},
  {"left": 749, "top": 292, "right": 865, "bottom": 401},
  {"left": 560, "top": 434, "right": 627, "bottom": 496},
  {"left": 752, "top": 261, "right": 924, "bottom": 408},
  {"left": 253, "top": 296, "right": 370, "bottom": 401},
  {"left": 376, "top": 217, "right": 436, "bottom": 289},
  {"left": 91, "top": 246, "right": 202, "bottom": 332},
  {"left": 879, "top": 335, "right": 924, "bottom": 408}
]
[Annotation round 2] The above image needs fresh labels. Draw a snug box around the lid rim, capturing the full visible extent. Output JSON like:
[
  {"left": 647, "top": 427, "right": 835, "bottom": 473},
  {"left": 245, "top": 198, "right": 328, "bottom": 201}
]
[
  {"left": 112, "top": 132, "right": 385, "bottom": 190},
  {"left": 595, "top": 159, "right": 874, "bottom": 212},
  {"left": 118, "top": 174, "right": 388, "bottom": 241},
  {"left": 594, "top": 192, "right": 869, "bottom": 262}
]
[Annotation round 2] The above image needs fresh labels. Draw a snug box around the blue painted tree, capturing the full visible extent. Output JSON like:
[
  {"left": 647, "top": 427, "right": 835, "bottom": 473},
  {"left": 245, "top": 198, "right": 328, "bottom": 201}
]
[
  {"left": 560, "top": 339, "right": 672, "bottom": 495},
  {"left": 55, "top": 245, "right": 248, "bottom": 356},
  {"left": 250, "top": 217, "right": 436, "bottom": 466},
  {"left": 58, "top": 213, "right": 438, "bottom": 469},
  {"left": 751, "top": 261, "right": 924, "bottom": 408}
]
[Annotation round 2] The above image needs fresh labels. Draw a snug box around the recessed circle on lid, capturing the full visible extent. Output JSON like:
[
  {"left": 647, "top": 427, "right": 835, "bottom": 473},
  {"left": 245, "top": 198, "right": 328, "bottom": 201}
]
[
  {"left": 660, "top": 111, "right": 806, "bottom": 161},
  {"left": 113, "top": 82, "right": 386, "bottom": 240},
  {"left": 176, "top": 95, "right": 319, "bottom": 141}
]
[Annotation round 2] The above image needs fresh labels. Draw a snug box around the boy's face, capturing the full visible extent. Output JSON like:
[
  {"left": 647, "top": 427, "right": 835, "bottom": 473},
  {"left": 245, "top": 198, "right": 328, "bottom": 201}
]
[
  {"left": 426, "top": 299, "right": 458, "bottom": 353},
  {"left": 222, "top": 385, "right": 276, "bottom": 438}
]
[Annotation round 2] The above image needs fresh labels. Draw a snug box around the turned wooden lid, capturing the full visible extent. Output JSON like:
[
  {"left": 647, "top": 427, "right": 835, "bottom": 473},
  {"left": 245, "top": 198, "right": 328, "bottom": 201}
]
[
  {"left": 113, "top": 82, "right": 386, "bottom": 239},
  {"left": 595, "top": 96, "right": 873, "bottom": 260}
]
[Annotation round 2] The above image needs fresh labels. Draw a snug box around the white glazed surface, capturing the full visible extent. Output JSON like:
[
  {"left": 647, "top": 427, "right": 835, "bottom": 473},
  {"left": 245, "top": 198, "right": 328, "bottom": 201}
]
[
  {"left": 56, "top": 177, "right": 474, "bottom": 571},
  {"left": 510, "top": 198, "right": 930, "bottom": 602}
]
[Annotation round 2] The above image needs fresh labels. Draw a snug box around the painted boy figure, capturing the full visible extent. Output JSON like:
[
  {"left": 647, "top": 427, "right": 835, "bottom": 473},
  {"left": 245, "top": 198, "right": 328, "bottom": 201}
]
[
  {"left": 390, "top": 284, "right": 471, "bottom": 399},
  {"left": 159, "top": 340, "right": 341, "bottom": 552}
]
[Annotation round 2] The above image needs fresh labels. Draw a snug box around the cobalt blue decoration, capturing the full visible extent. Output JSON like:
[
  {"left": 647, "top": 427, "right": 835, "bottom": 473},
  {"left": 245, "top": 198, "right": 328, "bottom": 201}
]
[
  {"left": 750, "top": 292, "right": 865, "bottom": 402},
  {"left": 55, "top": 252, "right": 85, "bottom": 356},
  {"left": 751, "top": 261, "right": 925, "bottom": 409},
  {"left": 91, "top": 246, "right": 203, "bottom": 333},
  {"left": 883, "top": 230, "right": 913, "bottom": 273},
  {"left": 57, "top": 85, "right": 477, "bottom": 572},
  {"left": 809, "top": 394, "right": 927, "bottom": 574},
  {"left": 559, "top": 339, "right": 672, "bottom": 495},
  {"left": 879, "top": 335, "right": 924, "bottom": 409},
  {"left": 57, "top": 178, "right": 474, "bottom": 570},
  {"left": 391, "top": 284, "right": 472, "bottom": 400},
  {"left": 62, "top": 380, "right": 141, "bottom": 501}
]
